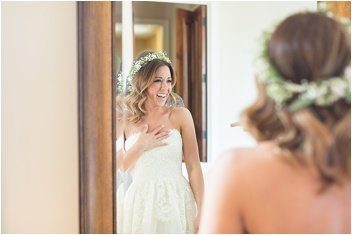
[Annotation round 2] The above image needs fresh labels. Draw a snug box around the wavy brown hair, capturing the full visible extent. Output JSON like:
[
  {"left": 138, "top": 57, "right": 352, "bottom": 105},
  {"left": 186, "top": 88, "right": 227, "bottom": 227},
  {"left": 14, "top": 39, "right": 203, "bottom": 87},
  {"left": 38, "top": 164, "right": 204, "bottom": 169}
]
[
  {"left": 241, "top": 12, "right": 351, "bottom": 187},
  {"left": 125, "top": 50, "right": 177, "bottom": 123}
]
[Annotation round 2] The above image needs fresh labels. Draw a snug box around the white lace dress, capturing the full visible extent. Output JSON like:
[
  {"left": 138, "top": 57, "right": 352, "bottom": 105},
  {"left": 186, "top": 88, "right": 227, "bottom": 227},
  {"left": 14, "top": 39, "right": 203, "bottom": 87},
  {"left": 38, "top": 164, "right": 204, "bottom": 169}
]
[{"left": 121, "top": 129, "right": 196, "bottom": 234}]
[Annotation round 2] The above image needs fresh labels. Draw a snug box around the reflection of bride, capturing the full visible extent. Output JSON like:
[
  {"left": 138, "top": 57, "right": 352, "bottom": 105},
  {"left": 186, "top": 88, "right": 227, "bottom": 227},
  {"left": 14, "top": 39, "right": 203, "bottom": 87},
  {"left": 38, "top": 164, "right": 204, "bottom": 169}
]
[
  {"left": 117, "top": 51, "right": 204, "bottom": 233},
  {"left": 116, "top": 136, "right": 133, "bottom": 233},
  {"left": 115, "top": 95, "right": 130, "bottom": 233}
]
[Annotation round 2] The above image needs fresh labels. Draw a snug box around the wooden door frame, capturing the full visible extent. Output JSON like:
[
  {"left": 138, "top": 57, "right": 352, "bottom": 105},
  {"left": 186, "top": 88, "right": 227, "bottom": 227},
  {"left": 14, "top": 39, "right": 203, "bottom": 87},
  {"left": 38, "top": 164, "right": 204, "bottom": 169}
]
[
  {"left": 176, "top": 6, "right": 207, "bottom": 162},
  {"left": 78, "top": 2, "right": 116, "bottom": 233}
]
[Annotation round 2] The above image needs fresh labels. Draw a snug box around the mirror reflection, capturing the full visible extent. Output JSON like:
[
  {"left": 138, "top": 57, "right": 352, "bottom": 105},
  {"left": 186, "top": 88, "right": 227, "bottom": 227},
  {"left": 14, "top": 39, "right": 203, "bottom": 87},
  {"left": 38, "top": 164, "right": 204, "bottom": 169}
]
[
  {"left": 132, "top": 1, "right": 207, "bottom": 161},
  {"left": 119, "top": 50, "right": 204, "bottom": 233},
  {"left": 114, "top": 1, "right": 207, "bottom": 233},
  {"left": 134, "top": 21, "right": 167, "bottom": 56}
]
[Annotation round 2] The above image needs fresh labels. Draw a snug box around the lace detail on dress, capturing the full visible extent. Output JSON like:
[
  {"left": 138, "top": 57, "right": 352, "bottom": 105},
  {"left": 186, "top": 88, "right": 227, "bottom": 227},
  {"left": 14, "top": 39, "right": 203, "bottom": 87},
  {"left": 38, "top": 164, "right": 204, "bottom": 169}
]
[{"left": 120, "top": 129, "right": 197, "bottom": 234}]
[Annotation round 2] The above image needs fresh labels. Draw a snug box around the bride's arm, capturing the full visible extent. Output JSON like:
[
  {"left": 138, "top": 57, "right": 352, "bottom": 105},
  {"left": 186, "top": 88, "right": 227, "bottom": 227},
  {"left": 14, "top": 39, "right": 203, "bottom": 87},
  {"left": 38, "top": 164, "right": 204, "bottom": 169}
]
[
  {"left": 122, "top": 139, "right": 146, "bottom": 171},
  {"left": 116, "top": 117, "right": 125, "bottom": 170},
  {"left": 177, "top": 108, "right": 205, "bottom": 230}
]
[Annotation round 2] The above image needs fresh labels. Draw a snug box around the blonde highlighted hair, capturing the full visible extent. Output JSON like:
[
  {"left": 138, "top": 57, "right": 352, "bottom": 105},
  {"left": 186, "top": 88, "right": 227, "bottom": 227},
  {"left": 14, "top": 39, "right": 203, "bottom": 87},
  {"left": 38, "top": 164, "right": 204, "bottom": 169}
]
[{"left": 125, "top": 50, "right": 177, "bottom": 123}]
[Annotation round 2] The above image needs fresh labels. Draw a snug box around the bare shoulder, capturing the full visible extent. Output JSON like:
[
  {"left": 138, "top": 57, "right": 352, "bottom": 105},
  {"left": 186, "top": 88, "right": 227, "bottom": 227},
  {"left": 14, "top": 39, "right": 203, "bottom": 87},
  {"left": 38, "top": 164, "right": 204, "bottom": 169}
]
[
  {"left": 169, "top": 107, "right": 193, "bottom": 126},
  {"left": 214, "top": 143, "right": 285, "bottom": 185},
  {"left": 214, "top": 147, "right": 257, "bottom": 178},
  {"left": 218, "top": 143, "right": 273, "bottom": 167},
  {"left": 170, "top": 106, "right": 191, "bottom": 119}
]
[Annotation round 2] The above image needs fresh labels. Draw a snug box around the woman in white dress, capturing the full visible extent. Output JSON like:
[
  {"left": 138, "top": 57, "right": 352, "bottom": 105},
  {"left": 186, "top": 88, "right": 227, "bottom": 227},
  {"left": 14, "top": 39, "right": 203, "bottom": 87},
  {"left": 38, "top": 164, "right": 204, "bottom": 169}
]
[{"left": 119, "top": 50, "right": 204, "bottom": 233}]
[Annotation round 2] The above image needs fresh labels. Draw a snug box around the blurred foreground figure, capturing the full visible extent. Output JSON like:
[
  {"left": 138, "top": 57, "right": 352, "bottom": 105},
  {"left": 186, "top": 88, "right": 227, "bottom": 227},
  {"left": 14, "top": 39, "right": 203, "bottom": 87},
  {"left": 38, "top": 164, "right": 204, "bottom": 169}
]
[{"left": 199, "top": 12, "right": 351, "bottom": 234}]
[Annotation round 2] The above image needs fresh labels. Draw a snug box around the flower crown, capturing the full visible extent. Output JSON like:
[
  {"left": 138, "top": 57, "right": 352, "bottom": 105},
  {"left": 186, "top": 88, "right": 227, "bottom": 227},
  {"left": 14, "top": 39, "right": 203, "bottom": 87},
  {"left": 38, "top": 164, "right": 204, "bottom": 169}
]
[
  {"left": 128, "top": 51, "right": 172, "bottom": 81},
  {"left": 116, "top": 51, "right": 172, "bottom": 94},
  {"left": 257, "top": 30, "right": 351, "bottom": 111}
]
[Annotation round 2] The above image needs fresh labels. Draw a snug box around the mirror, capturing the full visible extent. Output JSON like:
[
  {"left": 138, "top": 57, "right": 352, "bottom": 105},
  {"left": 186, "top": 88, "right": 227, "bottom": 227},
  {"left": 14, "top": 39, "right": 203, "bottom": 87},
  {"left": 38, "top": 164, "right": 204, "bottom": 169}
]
[
  {"left": 133, "top": 19, "right": 169, "bottom": 56},
  {"left": 113, "top": 1, "right": 207, "bottom": 233}
]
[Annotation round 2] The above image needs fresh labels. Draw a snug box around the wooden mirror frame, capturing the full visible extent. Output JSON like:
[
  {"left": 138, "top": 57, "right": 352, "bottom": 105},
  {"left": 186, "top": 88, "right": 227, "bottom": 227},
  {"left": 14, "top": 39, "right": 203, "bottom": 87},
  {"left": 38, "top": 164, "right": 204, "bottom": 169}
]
[{"left": 78, "top": 2, "right": 116, "bottom": 233}]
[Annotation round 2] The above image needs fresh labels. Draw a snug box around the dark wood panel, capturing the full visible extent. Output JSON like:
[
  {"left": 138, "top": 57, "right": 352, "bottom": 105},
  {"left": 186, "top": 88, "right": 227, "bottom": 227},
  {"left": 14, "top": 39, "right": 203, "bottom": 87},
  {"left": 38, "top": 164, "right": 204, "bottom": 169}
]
[
  {"left": 78, "top": 2, "right": 115, "bottom": 233},
  {"left": 176, "top": 6, "right": 207, "bottom": 162},
  {"left": 193, "top": 5, "right": 207, "bottom": 162},
  {"left": 176, "top": 9, "right": 191, "bottom": 108}
]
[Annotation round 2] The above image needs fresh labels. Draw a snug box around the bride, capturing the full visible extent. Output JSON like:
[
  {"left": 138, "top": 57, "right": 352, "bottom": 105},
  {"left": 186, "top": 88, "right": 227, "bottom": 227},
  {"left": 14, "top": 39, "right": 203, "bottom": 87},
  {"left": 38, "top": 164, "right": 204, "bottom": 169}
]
[{"left": 118, "top": 50, "right": 204, "bottom": 233}]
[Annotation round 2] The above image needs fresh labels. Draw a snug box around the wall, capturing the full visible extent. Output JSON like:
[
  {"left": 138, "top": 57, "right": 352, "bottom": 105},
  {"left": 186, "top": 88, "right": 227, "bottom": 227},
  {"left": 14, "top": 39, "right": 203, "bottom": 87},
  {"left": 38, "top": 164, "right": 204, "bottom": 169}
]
[
  {"left": 2, "top": 2, "right": 78, "bottom": 233},
  {"left": 207, "top": 1, "right": 317, "bottom": 164}
]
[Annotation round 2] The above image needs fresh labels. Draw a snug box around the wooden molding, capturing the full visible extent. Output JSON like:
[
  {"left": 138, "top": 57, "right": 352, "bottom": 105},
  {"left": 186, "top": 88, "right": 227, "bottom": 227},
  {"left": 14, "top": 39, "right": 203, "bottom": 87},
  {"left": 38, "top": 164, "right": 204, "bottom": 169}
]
[
  {"left": 78, "top": 2, "right": 115, "bottom": 233},
  {"left": 176, "top": 7, "right": 207, "bottom": 162}
]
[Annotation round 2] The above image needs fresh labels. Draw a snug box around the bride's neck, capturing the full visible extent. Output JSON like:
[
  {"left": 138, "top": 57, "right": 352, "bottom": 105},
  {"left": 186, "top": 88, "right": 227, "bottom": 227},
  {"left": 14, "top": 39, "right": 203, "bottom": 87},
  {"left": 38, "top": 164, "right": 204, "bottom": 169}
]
[{"left": 144, "top": 102, "right": 165, "bottom": 115}]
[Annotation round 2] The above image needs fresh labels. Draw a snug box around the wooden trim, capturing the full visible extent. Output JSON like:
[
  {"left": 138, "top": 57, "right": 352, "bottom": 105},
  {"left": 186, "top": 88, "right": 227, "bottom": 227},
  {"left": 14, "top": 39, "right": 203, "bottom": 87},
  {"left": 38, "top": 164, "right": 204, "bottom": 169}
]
[
  {"left": 176, "top": 7, "right": 207, "bottom": 162},
  {"left": 194, "top": 5, "right": 207, "bottom": 162},
  {"left": 176, "top": 9, "right": 191, "bottom": 108},
  {"left": 78, "top": 2, "right": 115, "bottom": 233}
]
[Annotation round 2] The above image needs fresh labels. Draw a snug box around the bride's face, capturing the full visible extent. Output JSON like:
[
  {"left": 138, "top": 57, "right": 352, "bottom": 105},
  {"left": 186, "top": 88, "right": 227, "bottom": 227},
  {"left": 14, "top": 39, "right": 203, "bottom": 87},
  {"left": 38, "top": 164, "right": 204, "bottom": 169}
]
[{"left": 146, "top": 65, "right": 172, "bottom": 107}]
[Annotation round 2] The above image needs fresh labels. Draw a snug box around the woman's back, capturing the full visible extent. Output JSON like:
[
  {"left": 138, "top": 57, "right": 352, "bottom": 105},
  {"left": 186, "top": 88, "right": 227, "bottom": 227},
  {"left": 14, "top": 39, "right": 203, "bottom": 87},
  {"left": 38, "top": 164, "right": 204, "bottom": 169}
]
[{"left": 201, "top": 142, "right": 350, "bottom": 233}]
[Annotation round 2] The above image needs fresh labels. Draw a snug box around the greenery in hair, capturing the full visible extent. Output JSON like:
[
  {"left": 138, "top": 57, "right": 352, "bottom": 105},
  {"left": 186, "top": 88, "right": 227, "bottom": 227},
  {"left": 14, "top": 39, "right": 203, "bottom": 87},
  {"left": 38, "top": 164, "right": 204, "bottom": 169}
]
[
  {"left": 116, "top": 51, "right": 172, "bottom": 95},
  {"left": 257, "top": 28, "right": 351, "bottom": 111}
]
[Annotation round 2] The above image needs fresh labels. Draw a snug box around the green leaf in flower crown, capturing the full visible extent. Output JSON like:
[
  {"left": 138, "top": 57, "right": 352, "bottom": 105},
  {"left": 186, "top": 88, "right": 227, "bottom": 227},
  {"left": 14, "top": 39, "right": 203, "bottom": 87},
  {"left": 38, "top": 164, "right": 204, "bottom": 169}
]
[
  {"left": 288, "top": 96, "right": 314, "bottom": 111},
  {"left": 345, "top": 89, "right": 351, "bottom": 103},
  {"left": 267, "top": 83, "right": 292, "bottom": 104},
  {"left": 257, "top": 24, "right": 350, "bottom": 111}
]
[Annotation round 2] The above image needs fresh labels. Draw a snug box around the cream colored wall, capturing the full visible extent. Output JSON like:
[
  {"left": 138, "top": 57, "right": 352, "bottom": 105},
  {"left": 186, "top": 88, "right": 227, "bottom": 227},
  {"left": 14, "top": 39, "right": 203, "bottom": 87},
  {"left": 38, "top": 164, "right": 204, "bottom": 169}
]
[
  {"left": 207, "top": 1, "right": 317, "bottom": 163},
  {"left": 2, "top": 2, "right": 79, "bottom": 233}
]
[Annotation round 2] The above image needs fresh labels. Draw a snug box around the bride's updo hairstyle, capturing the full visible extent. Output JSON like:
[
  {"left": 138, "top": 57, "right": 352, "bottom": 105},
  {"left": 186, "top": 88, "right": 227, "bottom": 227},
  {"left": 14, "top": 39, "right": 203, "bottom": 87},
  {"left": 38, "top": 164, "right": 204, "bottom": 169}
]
[
  {"left": 125, "top": 50, "right": 177, "bottom": 123},
  {"left": 241, "top": 12, "right": 351, "bottom": 188}
]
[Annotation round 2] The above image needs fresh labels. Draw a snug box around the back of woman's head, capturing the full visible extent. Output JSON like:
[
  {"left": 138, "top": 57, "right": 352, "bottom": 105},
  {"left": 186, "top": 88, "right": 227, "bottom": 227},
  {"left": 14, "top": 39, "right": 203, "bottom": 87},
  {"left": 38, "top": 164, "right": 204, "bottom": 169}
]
[
  {"left": 242, "top": 12, "right": 351, "bottom": 188},
  {"left": 269, "top": 12, "right": 350, "bottom": 83}
]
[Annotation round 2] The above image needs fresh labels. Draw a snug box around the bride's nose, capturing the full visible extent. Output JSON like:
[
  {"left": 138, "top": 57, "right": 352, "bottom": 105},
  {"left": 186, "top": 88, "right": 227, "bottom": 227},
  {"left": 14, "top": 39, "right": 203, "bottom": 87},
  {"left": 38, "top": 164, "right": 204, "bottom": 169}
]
[{"left": 160, "top": 80, "right": 168, "bottom": 89}]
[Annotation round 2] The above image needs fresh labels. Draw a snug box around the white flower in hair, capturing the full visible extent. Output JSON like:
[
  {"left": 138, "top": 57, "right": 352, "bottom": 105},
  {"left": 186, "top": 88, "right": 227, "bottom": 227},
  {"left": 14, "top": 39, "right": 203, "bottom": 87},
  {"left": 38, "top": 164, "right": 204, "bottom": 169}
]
[
  {"left": 330, "top": 78, "right": 348, "bottom": 97},
  {"left": 257, "top": 29, "right": 351, "bottom": 111},
  {"left": 115, "top": 51, "right": 173, "bottom": 95},
  {"left": 128, "top": 51, "right": 172, "bottom": 81}
]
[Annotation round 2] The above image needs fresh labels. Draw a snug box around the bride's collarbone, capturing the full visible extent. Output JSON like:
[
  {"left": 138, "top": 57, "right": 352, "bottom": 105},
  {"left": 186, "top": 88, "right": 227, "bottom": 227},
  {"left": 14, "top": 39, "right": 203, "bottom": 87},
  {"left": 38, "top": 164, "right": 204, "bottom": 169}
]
[
  {"left": 139, "top": 117, "right": 174, "bottom": 132},
  {"left": 141, "top": 123, "right": 174, "bottom": 132},
  {"left": 127, "top": 112, "right": 180, "bottom": 134}
]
